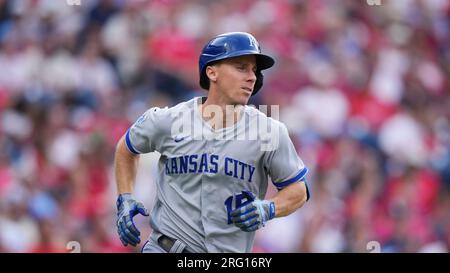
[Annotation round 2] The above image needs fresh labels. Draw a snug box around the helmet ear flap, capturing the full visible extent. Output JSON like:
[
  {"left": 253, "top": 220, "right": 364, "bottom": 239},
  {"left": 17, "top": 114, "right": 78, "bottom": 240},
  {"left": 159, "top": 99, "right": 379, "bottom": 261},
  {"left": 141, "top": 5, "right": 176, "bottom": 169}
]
[{"left": 252, "top": 70, "right": 264, "bottom": 96}]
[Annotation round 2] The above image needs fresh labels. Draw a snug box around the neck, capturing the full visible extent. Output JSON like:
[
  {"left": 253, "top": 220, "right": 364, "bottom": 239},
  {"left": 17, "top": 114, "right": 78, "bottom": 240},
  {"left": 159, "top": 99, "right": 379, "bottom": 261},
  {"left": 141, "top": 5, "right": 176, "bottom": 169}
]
[{"left": 200, "top": 92, "right": 243, "bottom": 129}]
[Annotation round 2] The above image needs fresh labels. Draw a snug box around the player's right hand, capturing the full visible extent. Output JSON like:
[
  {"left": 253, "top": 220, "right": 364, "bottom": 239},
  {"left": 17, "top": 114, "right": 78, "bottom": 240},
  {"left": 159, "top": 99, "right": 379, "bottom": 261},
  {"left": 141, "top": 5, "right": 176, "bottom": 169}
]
[{"left": 116, "top": 193, "right": 149, "bottom": 247}]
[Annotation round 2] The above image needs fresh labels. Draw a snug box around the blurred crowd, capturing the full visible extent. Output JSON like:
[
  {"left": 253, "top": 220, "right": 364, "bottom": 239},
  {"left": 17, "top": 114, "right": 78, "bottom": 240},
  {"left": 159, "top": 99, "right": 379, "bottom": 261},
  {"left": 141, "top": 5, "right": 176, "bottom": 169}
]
[{"left": 0, "top": 0, "right": 449, "bottom": 253}]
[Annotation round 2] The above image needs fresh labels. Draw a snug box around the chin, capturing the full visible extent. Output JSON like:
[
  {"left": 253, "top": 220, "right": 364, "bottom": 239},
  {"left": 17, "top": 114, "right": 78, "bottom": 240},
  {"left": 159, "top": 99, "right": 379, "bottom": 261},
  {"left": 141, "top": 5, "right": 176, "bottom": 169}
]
[
  {"left": 239, "top": 92, "right": 252, "bottom": 104},
  {"left": 235, "top": 96, "right": 250, "bottom": 106},
  {"left": 228, "top": 90, "right": 251, "bottom": 105}
]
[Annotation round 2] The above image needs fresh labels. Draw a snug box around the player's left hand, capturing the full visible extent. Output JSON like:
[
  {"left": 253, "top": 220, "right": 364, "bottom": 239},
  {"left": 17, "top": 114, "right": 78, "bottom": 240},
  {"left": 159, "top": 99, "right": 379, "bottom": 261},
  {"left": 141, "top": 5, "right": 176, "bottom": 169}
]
[
  {"left": 116, "top": 193, "right": 149, "bottom": 247},
  {"left": 230, "top": 199, "right": 275, "bottom": 232}
]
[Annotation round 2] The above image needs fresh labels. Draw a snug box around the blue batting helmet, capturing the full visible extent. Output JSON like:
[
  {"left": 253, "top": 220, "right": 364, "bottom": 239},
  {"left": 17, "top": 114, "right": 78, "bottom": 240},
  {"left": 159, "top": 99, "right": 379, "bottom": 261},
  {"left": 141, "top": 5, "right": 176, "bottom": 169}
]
[{"left": 199, "top": 32, "right": 275, "bottom": 95}]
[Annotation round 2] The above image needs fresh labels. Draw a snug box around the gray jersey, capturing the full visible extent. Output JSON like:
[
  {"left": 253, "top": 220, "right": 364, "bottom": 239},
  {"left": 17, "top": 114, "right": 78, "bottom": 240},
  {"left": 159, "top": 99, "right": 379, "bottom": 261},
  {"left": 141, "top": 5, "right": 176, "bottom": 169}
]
[{"left": 125, "top": 97, "right": 309, "bottom": 253}]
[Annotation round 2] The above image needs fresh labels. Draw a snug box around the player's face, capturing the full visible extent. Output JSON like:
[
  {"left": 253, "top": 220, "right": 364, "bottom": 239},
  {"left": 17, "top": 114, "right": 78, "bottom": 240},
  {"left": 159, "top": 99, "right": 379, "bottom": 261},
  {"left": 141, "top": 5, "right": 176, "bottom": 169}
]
[{"left": 212, "top": 55, "right": 257, "bottom": 105}]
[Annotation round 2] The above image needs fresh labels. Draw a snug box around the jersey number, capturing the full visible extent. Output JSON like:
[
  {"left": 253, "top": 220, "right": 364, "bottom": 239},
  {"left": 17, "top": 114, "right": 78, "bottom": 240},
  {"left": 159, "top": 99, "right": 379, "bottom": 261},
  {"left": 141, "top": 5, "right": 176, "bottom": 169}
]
[{"left": 224, "top": 191, "right": 255, "bottom": 224}]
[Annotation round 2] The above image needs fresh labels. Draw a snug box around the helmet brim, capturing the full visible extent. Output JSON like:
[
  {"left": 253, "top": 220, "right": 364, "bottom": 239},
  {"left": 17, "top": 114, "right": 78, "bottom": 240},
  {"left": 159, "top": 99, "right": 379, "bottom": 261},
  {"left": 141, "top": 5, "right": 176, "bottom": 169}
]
[{"left": 212, "top": 51, "right": 275, "bottom": 70}]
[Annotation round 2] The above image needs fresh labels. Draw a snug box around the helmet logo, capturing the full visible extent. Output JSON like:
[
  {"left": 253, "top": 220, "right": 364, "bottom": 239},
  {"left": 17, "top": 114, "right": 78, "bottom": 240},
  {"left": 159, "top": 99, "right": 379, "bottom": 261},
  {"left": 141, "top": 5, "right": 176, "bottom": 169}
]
[{"left": 248, "top": 36, "right": 259, "bottom": 50}]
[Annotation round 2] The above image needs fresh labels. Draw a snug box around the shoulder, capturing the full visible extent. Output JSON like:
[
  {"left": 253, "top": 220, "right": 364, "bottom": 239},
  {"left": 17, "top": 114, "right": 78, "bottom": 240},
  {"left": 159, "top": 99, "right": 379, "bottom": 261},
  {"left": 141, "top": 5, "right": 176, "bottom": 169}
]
[
  {"left": 243, "top": 105, "right": 287, "bottom": 131},
  {"left": 143, "top": 97, "right": 195, "bottom": 121},
  {"left": 142, "top": 98, "right": 198, "bottom": 135},
  {"left": 169, "top": 97, "right": 196, "bottom": 115}
]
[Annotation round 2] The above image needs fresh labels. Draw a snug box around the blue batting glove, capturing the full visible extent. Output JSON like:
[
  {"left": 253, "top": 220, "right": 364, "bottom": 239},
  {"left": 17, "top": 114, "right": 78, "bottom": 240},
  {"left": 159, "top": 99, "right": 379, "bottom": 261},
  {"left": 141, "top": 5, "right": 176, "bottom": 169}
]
[
  {"left": 116, "top": 193, "right": 149, "bottom": 247},
  {"left": 230, "top": 199, "right": 275, "bottom": 232}
]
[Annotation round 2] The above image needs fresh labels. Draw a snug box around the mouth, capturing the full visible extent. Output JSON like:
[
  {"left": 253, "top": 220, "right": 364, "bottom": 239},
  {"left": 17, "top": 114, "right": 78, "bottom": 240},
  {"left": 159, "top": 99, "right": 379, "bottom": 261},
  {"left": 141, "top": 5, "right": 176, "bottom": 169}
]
[{"left": 241, "top": 87, "right": 253, "bottom": 93}]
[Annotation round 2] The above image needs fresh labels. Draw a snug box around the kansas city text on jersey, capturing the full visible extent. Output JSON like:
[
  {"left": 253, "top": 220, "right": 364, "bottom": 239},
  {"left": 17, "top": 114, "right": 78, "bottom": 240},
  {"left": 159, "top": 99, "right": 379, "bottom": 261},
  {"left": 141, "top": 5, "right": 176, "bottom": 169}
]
[{"left": 164, "top": 153, "right": 256, "bottom": 183}]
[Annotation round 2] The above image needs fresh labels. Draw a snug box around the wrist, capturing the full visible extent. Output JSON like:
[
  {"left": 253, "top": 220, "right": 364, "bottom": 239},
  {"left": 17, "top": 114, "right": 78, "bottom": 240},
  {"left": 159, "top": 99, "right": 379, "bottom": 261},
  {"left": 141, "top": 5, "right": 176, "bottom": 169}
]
[
  {"left": 267, "top": 200, "right": 275, "bottom": 220},
  {"left": 117, "top": 193, "right": 134, "bottom": 209}
]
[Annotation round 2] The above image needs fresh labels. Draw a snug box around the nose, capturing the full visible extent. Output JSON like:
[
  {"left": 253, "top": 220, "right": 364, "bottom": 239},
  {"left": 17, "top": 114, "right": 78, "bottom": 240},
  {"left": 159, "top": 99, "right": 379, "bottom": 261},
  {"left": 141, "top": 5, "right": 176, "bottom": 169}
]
[{"left": 247, "top": 70, "right": 257, "bottom": 83}]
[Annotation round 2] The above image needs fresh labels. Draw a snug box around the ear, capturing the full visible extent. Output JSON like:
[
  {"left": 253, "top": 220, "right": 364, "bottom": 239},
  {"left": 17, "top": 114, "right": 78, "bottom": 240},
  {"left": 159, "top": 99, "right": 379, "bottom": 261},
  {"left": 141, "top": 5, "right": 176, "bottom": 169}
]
[{"left": 205, "top": 65, "right": 218, "bottom": 83}]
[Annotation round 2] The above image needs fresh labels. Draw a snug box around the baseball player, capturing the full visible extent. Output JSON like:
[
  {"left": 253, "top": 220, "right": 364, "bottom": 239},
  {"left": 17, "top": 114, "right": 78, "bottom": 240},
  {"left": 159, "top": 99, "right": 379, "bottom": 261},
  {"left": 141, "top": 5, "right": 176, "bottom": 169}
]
[{"left": 114, "top": 32, "right": 310, "bottom": 253}]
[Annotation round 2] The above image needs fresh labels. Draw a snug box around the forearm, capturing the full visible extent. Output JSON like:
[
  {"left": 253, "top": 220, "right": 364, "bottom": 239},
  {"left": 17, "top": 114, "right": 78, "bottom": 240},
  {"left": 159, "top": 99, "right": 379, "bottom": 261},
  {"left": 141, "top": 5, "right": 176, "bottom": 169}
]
[
  {"left": 269, "top": 181, "right": 308, "bottom": 217},
  {"left": 114, "top": 136, "right": 139, "bottom": 194}
]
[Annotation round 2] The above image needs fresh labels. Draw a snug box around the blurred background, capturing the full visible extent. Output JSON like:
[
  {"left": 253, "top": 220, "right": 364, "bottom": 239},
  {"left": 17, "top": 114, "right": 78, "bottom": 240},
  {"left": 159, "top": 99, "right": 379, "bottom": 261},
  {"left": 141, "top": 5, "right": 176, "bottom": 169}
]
[{"left": 0, "top": 0, "right": 449, "bottom": 253}]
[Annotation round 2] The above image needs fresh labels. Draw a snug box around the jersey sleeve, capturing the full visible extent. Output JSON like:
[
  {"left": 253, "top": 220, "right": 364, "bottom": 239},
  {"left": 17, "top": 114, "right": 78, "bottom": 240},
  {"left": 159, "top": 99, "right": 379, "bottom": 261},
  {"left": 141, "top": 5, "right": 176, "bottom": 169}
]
[
  {"left": 264, "top": 123, "right": 310, "bottom": 200},
  {"left": 125, "top": 107, "right": 165, "bottom": 154}
]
